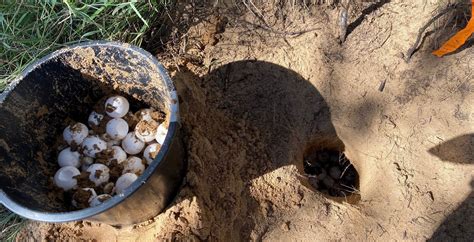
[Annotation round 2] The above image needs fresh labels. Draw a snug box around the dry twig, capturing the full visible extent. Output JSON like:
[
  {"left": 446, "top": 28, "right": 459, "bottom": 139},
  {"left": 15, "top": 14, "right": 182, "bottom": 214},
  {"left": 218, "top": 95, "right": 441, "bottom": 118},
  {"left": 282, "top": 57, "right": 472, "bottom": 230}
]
[
  {"left": 405, "top": 3, "right": 462, "bottom": 62},
  {"left": 242, "top": 0, "right": 319, "bottom": 37}
]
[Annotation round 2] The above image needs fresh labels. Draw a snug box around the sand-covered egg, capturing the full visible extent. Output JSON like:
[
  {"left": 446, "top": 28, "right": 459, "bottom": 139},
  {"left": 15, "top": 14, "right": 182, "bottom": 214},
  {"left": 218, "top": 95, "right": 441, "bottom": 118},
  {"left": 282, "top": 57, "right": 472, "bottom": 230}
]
[
  {"left": 122, "top": 132, "right": 145, "bottom": 155},
  {"left": 82, "top": 157, "right": 94, "bottom": 165},
  {"left": 103, "top": 182, "right": 115, "bottom": 194},
  {"left": 81, "top": 157, "right": 94, "bottom": 172},
  {"left": 135, "top": 119, "right": 158, "bottom": 143},
  {"left": 89, "top": 194, "right": 112, "bottom": 207},
  {"left": 155, "top": 123, "right": 168, "bottom": 145},
  {"left": 105, "top": 96, "right": 129, "bottom": 118},
  {"left": 106, "top": 118, "right": 129, "bottom": 140},
  {"left": 100, "top": 133, "right": 113, "bottom": 142},
  {"left": 88, "top": 111, "right": 104, "bottom": 127},
  {"left": 143, "top": 143, "right": 161, "bottom": 165},
  {"left": 136, "top": 108, "right": 154, "bottom": 121},
  {"left": 109, "top": 146, "right": 127, "bottom": 164},
  {"left": 123, "top": 156, "right": 146, "bottom": 175},
  {"left": 115, "top": 173, "right": 138, "bottom": 194},
  {"left": 63, "top": 123, "right": 89, "bottom": 146},
  {"left": 58, "top": 147, "right": 81, "bottom": 168},
  {"left": 87, "top": 164, "right": 110, "bottom": 186},
  {"left": 106, "top": 139, "right": 121, "bottom": 148},
  {"left": 72, "top": 188, "right": 97, "bottom": 208},
  {"left": 54, "top": 166, "right": 81, "bottom": 191},
  {"left": 82, "top": 136, "right": 107, "bottom": 158}
]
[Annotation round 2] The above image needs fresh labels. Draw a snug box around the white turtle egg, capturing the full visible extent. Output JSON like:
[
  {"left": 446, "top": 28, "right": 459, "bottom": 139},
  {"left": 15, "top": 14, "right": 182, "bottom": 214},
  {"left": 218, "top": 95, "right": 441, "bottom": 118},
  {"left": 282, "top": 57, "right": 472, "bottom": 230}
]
[
  {"left": 143, "top": 143, "right": 161, "bottom": 165},
  {"left": 115, "top": 173, "right": 138, "bottom": 194},
  {"left": 103, "top": 182, "right": 115, "bottom": 194},
  {"left": 106, "top": 118, "right": 129, "bottom": 140},
  {"left": 81, "top": 157, "right": 94, "bottom": 171},
  {"left": 109, "top": 146, "right": 127, "bottom": 164},
  {"left": 136, "top": 108, "right": 154, "bottom": 121},
  {"left": 89, "top": 194, "right": 112, "bottom": 207},
  {"left": 135, "top": 119, "right": 158, "bottom": 143},
  {"left": 100, "top": 133, "right": 112, "bottom": 142},
  {"left": 82, "top": 157, "right": 94, "bottom": 165},
  {"left": 123, "top": 156, "right": 146, "bottom": 175},
  {"left": 105, "top": 96, "right": 129, "bottom": 118},
  {"left": 54, "top": 166, "right": 81, "bottom": 191},
  {"left": 88, "top": 111, "right": 104, "bottom": 127},
  {"left": 81, "top": 163, "right": 91, "bottom": 172},
  {"left": 87, "top": 164, "right": 110, "bottom": 186},
  {"left": 122, "top": 132, "right": 145, "bottom": 155},
  {"left": 155, "top": 123, "right": 168, "bottom": 145},
  {"left": 72, "top": 188, "right": 97, "bottom": 208},
  {"left": 58, "top": 147, "right": 81, "bottom": 168},
  {"left": 82, "top": 136, "right": 107, "bottom": 158},
  {"left": 63, "top": 123, "right": 89, "bottom": 146},
  {"left": 107, "top": 139, "right": 121, "bottom": 148}
]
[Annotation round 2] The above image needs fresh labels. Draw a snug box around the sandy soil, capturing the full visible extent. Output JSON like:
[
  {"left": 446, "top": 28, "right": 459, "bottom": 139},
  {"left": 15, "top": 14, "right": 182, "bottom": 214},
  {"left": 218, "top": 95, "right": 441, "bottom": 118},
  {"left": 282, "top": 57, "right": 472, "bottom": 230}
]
[{"left": 20, "top": 0, "right": 473, "bottom": 241}]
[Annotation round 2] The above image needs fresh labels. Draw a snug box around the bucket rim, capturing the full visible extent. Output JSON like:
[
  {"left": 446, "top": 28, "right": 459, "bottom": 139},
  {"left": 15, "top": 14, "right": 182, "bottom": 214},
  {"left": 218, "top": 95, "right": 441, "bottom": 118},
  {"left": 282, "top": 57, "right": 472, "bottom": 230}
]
[{"left": 0, "top": 40, "right": 180, "bottom": 223}]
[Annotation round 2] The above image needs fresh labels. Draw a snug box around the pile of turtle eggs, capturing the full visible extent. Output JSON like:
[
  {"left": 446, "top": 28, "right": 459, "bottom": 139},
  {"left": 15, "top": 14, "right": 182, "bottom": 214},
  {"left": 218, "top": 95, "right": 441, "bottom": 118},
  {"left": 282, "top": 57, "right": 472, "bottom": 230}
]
[{"left": 53, "top": 95, "right": 167, "bottom": 209}]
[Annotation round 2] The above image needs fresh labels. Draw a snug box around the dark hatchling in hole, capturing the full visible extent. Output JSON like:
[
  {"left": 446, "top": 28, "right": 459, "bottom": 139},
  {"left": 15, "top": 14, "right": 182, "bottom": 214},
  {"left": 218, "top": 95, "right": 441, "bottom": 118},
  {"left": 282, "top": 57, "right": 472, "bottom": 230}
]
[{"left": 304, "top": 150, "right": 359, "bottom": 198}]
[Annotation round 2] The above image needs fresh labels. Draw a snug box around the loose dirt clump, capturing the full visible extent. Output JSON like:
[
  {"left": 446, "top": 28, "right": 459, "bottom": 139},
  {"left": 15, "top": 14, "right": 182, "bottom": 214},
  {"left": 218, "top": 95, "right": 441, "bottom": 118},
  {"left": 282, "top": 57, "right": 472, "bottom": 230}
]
[
  {"left": 72, "top": 189, "right": 95, "bottom": 209},
  {"left": 75, "top": 172, "right": 95, "bottom": 189}
]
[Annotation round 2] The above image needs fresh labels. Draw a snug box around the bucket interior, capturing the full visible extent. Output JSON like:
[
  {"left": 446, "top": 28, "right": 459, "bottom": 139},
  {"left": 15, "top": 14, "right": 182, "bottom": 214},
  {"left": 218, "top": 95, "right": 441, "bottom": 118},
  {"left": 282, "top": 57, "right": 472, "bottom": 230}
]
[{"left": 0, "top": 44, "right": 171, "bottom": 212}]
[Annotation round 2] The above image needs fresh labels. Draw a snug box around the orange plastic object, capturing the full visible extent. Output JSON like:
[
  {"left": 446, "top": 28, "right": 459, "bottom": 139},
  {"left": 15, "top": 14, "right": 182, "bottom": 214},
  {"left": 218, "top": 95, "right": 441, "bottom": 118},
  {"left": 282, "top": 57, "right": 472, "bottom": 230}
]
[{"left": 432, "top": 0, "right": 474, "bottom": 57}]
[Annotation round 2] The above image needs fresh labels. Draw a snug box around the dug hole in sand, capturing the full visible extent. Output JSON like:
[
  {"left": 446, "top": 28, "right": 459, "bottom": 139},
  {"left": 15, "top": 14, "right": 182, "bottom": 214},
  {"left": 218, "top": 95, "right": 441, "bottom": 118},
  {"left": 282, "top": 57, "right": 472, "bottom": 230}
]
[{"left": 21, "top": 1, "right": 473, "bottom": 241}]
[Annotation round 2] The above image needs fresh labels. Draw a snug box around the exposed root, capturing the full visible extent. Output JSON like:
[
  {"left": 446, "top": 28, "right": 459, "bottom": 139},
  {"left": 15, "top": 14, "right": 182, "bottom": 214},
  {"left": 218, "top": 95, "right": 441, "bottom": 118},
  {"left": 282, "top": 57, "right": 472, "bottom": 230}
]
[{"left": 405, "top": 2, "right": 464, "bottom": 62}]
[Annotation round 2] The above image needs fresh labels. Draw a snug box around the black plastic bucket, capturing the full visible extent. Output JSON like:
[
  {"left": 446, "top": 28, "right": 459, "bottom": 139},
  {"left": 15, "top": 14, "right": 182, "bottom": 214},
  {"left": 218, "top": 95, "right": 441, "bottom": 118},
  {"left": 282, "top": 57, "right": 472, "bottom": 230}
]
[{"left": 0, "top": 41, "right": 186, "bottom": 225}]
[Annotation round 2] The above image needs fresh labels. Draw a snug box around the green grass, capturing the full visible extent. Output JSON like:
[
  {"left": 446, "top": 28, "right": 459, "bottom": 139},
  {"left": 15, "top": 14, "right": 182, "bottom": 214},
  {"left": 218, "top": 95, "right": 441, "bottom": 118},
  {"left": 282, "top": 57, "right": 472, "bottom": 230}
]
[
  {"left": 0, "top": 205, "right": 25, "bottom": 242},
  {"left": 0, "top": 1, "right": 171, "bottom": 239},
  {"left": 0, "top": 0, "right": 172, "bottom": 92}
]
